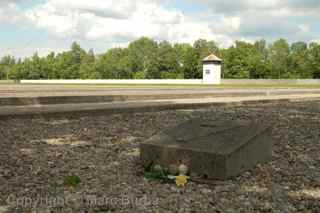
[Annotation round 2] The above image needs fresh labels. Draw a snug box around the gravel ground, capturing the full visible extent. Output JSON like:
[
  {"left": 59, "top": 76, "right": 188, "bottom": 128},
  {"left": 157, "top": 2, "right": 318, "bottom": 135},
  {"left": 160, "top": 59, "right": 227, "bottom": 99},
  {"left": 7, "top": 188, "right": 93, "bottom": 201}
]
[{"left": 0, "top": 100, "right": 320, "bottom": 213}]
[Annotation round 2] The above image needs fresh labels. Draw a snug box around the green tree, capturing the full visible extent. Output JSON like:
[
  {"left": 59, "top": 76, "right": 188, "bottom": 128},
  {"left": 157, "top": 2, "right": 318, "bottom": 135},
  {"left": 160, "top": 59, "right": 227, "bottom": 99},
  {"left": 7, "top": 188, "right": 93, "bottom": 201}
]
[
  {"left": 307, "top": 43, "right": 320, "bottom": 78},
  {"left": 128, "top": 37, "right": 160, "bottom": 79},
  {"left": 289, "top": 41, "right": 309, "bottom": 78},
  {"left": 193, "top": 39, "right": 219, "bottom": 59},
  {"left": 8, "top": 63, "right": 21, "bottom": 80},
  {"left": 44, "top": 52, "right": 58, "bottom": 79},
  {"left": 180, "top": 45, "right": 199, "bottom": 79},
  {"left": 0, "top": 55, "right": 15, "bottom": 79},
  {"left": 3, "top": 38, "right": 318, "bottom": 80},
  {"left": 9, "top": 53, "right": 44, "bottom": 80},
  {"left": 268, "top": 39, "right": 290, "bottom": 79},
  {"left": 158, "top": 41, "right": 180, "bottom": 79},
  {"left": 29, "top": 53, "right": 44, "bottom": 79},
  {"left": 98, "top": 48, "right": 131, "bottom": 79},
  {"left": 53, "top": 43, "right": 86, "bottom": 79},
  {"left": 80, "top": 49, "right": 100, "bottom": 79},
  {"left": 221, "top": 41, "right": 261, "bottom": 79},
  {"left": 173, "top": 43, "right": 192, "bottom": 78}
]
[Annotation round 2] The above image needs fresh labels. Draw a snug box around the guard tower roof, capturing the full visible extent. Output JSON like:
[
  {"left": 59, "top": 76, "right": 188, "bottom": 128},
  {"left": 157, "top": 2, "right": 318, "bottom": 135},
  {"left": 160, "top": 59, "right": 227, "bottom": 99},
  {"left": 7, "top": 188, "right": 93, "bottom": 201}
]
[{"left": 203, "top": 54, "right": 222, "bottom": 62}]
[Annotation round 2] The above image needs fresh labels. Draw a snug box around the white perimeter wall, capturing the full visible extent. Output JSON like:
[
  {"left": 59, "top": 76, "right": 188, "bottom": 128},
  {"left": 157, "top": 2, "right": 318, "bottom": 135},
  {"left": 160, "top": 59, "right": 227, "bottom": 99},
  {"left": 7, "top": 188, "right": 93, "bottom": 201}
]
[
  {"left": 0, "top": 80, "right": 16, "bottom": 84},
  {"left": 222, "top": 79, "right": 320, "bottom": 85},
  {"left": 20, "top": 79, "right": 203, "bottom": 85},
  {"left": 20, "top": 79, "right": 320, "bottom": 85}
]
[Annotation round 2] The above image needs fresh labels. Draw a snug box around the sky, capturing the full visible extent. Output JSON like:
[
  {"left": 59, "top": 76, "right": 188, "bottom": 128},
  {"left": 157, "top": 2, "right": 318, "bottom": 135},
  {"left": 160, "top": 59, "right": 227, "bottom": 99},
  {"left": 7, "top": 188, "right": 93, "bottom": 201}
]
[{"left": 0, "top": 0, "right": 320, "bottom": 58}]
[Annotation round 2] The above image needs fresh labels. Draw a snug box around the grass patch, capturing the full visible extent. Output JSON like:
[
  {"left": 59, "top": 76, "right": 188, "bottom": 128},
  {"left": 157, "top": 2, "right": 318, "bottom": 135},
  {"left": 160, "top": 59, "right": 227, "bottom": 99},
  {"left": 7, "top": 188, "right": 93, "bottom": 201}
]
[
  {"left": 144, "top": 165, "right": 173, "bottom": 184},
  {"left": 64, "top": 175, "right": 81, "bottom": 187}
]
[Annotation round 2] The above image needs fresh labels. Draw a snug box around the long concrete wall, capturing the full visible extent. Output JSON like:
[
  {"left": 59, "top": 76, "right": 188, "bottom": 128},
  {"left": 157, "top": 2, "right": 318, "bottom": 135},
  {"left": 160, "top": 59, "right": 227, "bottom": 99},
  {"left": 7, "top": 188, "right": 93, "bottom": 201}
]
[
  {"left": 20, "top": 79, "right": 204, "bottom": 85},
  {"left": 0, "top": 80, "right": 16, "bottom": 84},
  {"left": 222, "top": 79, "right": 320, "bottom": 85},
  {"left": 20, "top": 79, "right": 320, "bottom": 85}
]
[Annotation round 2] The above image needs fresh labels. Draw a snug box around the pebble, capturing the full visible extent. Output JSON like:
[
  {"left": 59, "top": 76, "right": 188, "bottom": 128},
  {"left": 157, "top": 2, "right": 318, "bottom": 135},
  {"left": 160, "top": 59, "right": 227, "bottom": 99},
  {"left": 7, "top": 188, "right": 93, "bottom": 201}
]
[
  {"left": 200, "top": 188, "right": 212, "bottom": 194},
  {"left": 154, "top": 165, "right": 163, "bottom": 172},
  {"left": 0, "top": 206, "right": 9, "bottom": 213},
  {"left": 0, "top": 101, "right": 319, "bottom": 212}
]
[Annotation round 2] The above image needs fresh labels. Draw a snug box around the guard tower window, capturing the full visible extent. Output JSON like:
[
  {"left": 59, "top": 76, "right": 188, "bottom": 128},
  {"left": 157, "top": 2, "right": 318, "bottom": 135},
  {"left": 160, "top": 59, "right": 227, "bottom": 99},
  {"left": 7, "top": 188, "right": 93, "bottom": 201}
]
[{"left": 206, "top": 70, "right": 210, "bottom": 75}]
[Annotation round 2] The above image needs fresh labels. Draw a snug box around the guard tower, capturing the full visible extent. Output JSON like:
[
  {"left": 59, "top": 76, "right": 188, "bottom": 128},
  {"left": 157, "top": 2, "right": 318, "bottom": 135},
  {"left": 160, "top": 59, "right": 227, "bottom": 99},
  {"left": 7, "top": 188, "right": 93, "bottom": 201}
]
[{"left": 203, "top": 54, "right": 222, "bottom": 85}]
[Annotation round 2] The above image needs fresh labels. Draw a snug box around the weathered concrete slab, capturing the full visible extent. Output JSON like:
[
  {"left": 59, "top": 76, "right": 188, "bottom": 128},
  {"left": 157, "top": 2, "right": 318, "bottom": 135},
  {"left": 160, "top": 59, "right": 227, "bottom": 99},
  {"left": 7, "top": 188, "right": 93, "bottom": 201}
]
[
  {"left": 0, "top": 93, "right": 265, "bottom": 107},
  {"left": 0, "top": 95, "right": 319, "bottom": 119},
  {"left": 140, "top": 119, "right": 272, "bottom": 180}
]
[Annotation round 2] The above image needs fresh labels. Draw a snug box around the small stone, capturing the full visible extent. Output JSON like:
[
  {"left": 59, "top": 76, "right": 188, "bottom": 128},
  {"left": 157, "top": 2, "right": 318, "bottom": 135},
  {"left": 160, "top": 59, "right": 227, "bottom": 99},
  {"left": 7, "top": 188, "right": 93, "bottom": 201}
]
[
  {"left": 110, "top": 161, "right": 120, "bottom": 167},
  {"left": 220, "top": 198, "right": 229, "bottom": 203},
  {"left": 56, "top": 180, "right": 64, "bottom": 186},
  {"left": 154, "top": 165, "right": 163, "bottom": 172},
  {"left": 20, "top": 148, "right": 33, "bottom": 155},
  {"left": 243, "top": 172, "right": 251, "bottom": 178},
  {"left": 243, "top": 201, "right": 251, "bottom": 207},
  {"left": 170, "top": 186, "right": 179, "bottom": 192},
  {"left": 263, "top": 202, "right": 273, "bottom": 210},
  {"left": 0, "top": 206, "right": 9, "bottom": 213},
  {"left": 226, "top": 208, "right": 237, "bottom": 213},
  {"left": 283, "top": 185, "right": 290, "bottom": 190},
  {"left": 200, "top": 188, "right": 212, "bottom": 194},
  {"left": 3, "top": 170, "right": 10, "bottom": 177},
  {"left": 126, "top": 148, "right": 140, "bottom": 157},
  {"left": 123, "top": 136, "right": 138, "bottom": 143},
  {"left": 238, "top": 195, "right": 246, "bottom": 201}
]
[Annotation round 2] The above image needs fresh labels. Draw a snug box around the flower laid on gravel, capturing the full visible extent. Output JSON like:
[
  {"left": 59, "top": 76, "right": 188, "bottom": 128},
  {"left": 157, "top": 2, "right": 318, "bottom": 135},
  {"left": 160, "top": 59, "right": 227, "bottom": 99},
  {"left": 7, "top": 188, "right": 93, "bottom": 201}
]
[{"left": 144, "top": 164, "right": 190, "bottom": 187}]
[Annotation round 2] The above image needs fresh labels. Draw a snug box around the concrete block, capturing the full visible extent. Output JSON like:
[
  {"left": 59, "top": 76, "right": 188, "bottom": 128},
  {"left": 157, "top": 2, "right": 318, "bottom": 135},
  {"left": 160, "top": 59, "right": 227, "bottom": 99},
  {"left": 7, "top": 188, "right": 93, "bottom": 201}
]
[{"left": 140, "top": 119, "right": 272, "bottom": 180}]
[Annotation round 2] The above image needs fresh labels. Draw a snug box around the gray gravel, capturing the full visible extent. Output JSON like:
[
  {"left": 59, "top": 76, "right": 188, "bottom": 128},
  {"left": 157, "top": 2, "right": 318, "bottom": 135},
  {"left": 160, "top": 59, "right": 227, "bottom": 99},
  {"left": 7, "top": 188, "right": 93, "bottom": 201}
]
[{"left": 0, "top": 100, "right": 320, "bottom": 212}]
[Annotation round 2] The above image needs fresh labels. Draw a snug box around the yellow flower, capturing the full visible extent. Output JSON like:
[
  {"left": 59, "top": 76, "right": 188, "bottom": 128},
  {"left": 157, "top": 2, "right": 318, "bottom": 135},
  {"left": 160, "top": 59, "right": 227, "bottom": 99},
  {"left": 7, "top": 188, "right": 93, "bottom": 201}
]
[{"left": 175, "top": 175, "right": 188, "bottom": 187}]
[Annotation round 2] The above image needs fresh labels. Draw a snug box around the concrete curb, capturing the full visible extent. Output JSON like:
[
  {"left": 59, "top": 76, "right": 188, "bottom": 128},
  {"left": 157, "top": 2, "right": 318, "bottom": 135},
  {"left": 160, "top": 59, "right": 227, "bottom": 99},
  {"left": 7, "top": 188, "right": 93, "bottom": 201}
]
[
  {"left": 0, "top": 93, "right": 268, "bottom": 106},
  {"left": 0, "top": 95, "right": 319, "bottom": 120},
  {"left": 1, "top": 90, "right": 320, "bottom": 107}
]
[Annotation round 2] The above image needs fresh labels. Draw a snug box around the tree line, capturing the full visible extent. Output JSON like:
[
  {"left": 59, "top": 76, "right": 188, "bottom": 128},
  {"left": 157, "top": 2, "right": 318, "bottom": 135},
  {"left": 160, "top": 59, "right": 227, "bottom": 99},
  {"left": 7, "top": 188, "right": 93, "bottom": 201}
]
[{"left": 1, "top": 37, "right": 320, "bottom": 80}]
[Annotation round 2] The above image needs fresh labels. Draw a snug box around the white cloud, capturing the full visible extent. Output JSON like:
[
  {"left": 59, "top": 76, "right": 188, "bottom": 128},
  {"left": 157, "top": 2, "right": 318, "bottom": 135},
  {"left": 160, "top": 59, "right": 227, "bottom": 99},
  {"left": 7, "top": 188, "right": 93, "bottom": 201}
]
[
  {"left": 0, "top": 0, "right": 23, "bottom": 6},
  {"left": 40, "top": 0, "right": 138, "bottom": 19},
  {"left": 192, "top": 0, "right": 319, "bottom": 42},
  {"left": 25, "top": 0, "right": 227, "bottom": 47},
  {"left": 194, "top": 0, "right": 320, "bottom": 15},
  {"left": 299, "top": 25, "right": 311, "bottom": 33},
  {"left": 26, "top": 1, "right": 175, "bottom": 39},
  {"left": 0, "top": 2, "right": 23, "bottom": 24},
  {"left": 1, "top": 46, "right": 64, "bottom": 59},
  {"left": 1, "top": 0, "right": 320, "bottom": 57},
  {"left": 24, "top": 0, "right": 319, "bottom": 49},
  {"left": 210, "top": 16, "right": 241, "bottom": 35}
]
